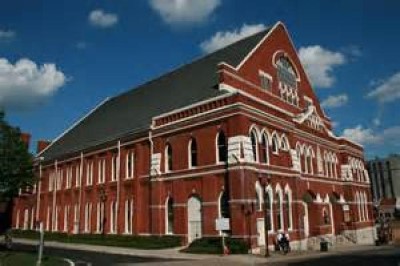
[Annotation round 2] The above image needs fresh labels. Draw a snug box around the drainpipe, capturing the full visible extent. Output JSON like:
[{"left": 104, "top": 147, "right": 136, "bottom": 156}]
[
  {"left": 36, "top": 157, "right": 44, "bottom": 223},
  {"left": 52, "top": 160, "right": 58, "bottom": 232},
  {"left": 116, "top": 140, "right": 121, "bottom": 233},
  {"left": 77, "top": 152, "right": 84, "bottom": 234},
  {"left": 148, "top": 130, "right": 154, "bottom": 235}
]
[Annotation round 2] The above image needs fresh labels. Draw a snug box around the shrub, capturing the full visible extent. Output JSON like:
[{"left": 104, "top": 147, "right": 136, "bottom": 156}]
[
  {"left": 11, "top": 230, "right": 182, "bottom": 249},
  {"left": 182, "top": 237, "right": 249, "bottom": 254}
]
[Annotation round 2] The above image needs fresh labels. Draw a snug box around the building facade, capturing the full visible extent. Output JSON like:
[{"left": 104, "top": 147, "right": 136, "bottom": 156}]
[
  {"left": 13, "top": 22, "right": 374, "bottom": 251},
  {"left": 367, "top": 154, "right": 400, "bottom": 219}
]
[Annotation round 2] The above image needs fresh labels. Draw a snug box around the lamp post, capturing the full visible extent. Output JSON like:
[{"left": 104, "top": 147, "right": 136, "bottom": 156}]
[{"left": 99, "top": 186, "right": 107, "bottom": 236}]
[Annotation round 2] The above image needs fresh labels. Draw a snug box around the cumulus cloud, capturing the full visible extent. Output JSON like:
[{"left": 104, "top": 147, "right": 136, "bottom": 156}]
[
  {"left": 200, "top": 23, "right": 267, "bottom": 53},
  {"left": 342, "top": 125, "right": 378, "bottom": 145},
  {"left": 0, "top": 58, "right": 66, "bottom": 110},
  {"left": 150, "top": 0, "right": 220, "bottom": 25},
  {"left": 366, "top": 72, "right": 400, "bottom": 103},
  {"left": 89, "top": 9, "right": 118, "bottom": 28},
  {"left": 321, "top": 94, "right": 348, "bottom": 109},
  {"left": 0, "top": 30, "right": 16, "bottom": 41},
  {"left": 342, "top": 124, "right": 400, "bottom": 146},
  {"left": 299, "top": 45, "right": 346, "bottom": 88}
]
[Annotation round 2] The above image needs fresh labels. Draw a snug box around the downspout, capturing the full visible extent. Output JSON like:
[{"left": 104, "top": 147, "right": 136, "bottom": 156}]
[
  {"left": 36, "top": 159, "right": 43, "bottom": 223},
  {"left": 77, "top": 152, "right": 84, "bottom": 234},
  {"left": 116, "top": 140, "right": 121, "bottom": 233},
  {"left": 52, "top": 160, "right": 58, "bottom": 232},
  {"left": 148, "top": 130, "right": 154, "bottom": 235}
]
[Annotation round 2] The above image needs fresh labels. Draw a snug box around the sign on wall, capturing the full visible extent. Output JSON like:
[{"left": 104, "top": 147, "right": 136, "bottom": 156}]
[{"left": 215, "top": 218, "right": 230, "bottom": 231}]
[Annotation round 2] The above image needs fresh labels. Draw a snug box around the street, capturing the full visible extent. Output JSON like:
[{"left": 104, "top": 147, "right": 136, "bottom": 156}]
[
  {"left": 269, "top": 246, "right": 400, "bottom": 266},
  {"left": 8, "top": 243, "right": 400, "bottom": 266},
  {"left": 11, "top": 243, "right": 184, "bottom": 266}
]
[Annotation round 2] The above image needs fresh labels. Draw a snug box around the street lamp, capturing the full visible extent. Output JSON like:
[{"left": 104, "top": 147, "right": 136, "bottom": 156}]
[{"left": 99, "top": 186, "right": 107, "bottom": 236}]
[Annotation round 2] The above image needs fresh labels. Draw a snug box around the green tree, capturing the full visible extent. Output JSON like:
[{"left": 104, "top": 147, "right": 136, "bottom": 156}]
[{"left": 0, "top": 110, "right": 34, "bottom": 201}]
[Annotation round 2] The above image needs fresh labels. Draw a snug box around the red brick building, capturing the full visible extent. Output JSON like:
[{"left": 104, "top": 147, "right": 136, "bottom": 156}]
[{"left": 12, "top": 22, "right": 374, "bottom": 251}]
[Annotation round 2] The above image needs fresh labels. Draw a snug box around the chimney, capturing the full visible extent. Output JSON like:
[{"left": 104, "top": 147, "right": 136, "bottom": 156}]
[
  {"left": 37, "top": 140, "right": 51, "bottom": 154},
  {"left": 20, "top": 132, "right": 31, "bottom": 149}
]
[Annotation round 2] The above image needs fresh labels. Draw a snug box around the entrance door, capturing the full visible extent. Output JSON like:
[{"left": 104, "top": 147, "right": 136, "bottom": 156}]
[
  {"left": 187, "top": 197, "right": 202, "bottom": 243},
  {"left": 257, "top": 218, "right": 265, "bottom": 246}
]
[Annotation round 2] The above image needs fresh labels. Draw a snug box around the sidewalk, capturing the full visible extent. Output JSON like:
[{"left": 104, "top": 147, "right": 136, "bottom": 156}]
[
  {"left": 13, "top": 238, "right": 214, "bottom": 260},
  {"left": 14, "top": 238, "right": 394, "bottom": 265}
]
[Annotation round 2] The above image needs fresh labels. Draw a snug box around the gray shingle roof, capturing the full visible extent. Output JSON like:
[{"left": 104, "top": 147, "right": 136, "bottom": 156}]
[{"left": 41, "top": 28, "right": 270, "bottom": 161}]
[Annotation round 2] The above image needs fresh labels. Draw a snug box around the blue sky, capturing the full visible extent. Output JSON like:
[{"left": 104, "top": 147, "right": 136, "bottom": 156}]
[{"left": 0, "top": 0, "right": 399, "bottom": 159}]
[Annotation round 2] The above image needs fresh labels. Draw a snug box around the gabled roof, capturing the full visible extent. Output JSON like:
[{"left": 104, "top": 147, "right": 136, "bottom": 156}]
[{"left": 40, "top": 28, "right": 271, "bottom": 161}]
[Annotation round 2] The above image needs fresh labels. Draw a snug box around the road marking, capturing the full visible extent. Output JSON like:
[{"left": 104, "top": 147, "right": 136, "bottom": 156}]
[{"left": 63, "top": 258, "right": 75, "bottom": 266}]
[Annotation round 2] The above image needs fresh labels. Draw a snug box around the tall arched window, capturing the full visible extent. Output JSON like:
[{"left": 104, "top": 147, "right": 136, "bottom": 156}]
[
  {"left": 165, "top": 144, "right": 172, "bottom": 172},
  {"left": 261, "top": 134, "right": 269, "bottom": 164},
  {"left": 276, "top": 190, "right": 283, "bottom": 230},
  {"left": 255, "top": 181, "right": 263, "bottom": 211},
  {"left": 216, "top": 132, "right": 227, "bottom": 163},
  {"left": 285, "top": 188, "right": 293, "bottom": 230},
  {"left": 265, "top": 188, "right": 273, "bottom": 231},
  {"left": 219, "top": 191, "right": 229, "bottom": 219},
  {"left": 250, "top": 130, "right": 258, "bottom": 162},
  {"left": 272, "top": 134, "right": 279, "bottom": 154},
  {"left": 165, "top": 197, "right": 174, "bottom": 234},
  {"left": 189, "top": 138, "right": 198, "bottom": 168}
]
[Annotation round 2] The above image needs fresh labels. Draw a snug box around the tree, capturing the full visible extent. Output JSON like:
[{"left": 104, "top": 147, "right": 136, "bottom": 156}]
[{"left": 0, "top": 110, "right": 34, "bottom": 201}]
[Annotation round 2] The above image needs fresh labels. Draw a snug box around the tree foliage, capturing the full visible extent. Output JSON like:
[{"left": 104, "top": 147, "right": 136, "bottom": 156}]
[{"left": 0, "top": 110, "right": 34, "bottom": 201}]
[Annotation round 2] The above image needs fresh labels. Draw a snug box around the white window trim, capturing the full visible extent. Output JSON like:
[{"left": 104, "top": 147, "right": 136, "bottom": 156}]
[
  {"left": 165, "top": 197, "right": 173, "bottom": 235},
  {"left": 125, "top": 151, "right": 134, "bottom": 179}
]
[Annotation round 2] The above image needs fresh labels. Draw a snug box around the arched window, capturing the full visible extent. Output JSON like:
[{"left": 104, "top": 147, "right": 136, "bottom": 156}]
[
  {"left": 255, "top": 181, "right": 263, "bottom": 211},
  {"left": 285, "top": 188, "right": 293, "bottom": 230},
  {"left": 322, "top": 208, "right": 330, "bottom": 225},
  {"left": 250, "top": 130, "right": 258, "bottom": 162},
  {"left": 265, "top": 188, "right": 273, "bottom": 231},
  {"left": 189, "top": 138, "right": 198, "bottom": 168},
  {"left": 216, "top": 132, "right": 227, "bottom": 163},
  {"left": 165, "top": 144, "right": 172, "bottom": 172},
  {"left": 261, "top": 134, "right": 269, "bottom": 164},
  {"left": 296, "top": 143, "right": 302, "bottom": 172},
  {"left": 165, "top": 197, "right": 174, "bottom": 234},
  {"left": 219, "top": 191, "right": 229, "bottom": 218},
  {"left": 277, "top": 56, "right": 297, "bottom": 89},
  {"left": 281, "top": 135, "right": 289, "bottom": 151},
  {"left": 272, "top": 134, "right": 279, "bottom": 154},
  {"left": 276, "top": 189, "right": 283, "bottom": 231}
]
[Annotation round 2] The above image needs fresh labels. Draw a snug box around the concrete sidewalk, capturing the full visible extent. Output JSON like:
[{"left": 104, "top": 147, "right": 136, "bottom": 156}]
[
  {"left": 14, "top": 238, "right": 214, "bottom": 260},
  {"left": 130, "top": 244, "right": 395, "bottom": 266},
  {"left": 14, "top": 238, "right": 394, "bottom": 265}
]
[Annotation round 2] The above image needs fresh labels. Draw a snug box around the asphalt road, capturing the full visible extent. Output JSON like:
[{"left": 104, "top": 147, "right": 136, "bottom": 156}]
[
  {"left": 10, "top": 243, "right": 183, "bottom": 266},
  {"left": 270, "top": 246, "right": 400, "bottom": 266}
]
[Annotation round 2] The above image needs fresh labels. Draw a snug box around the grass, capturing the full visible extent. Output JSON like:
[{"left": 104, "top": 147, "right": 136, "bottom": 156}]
[
  {"left": 181, "top": 237, "right": 249, "bottom": 254},
  {"left": 11, "top": 230, "right": 182, "bottom": 250},
  {"left": 0, "top": 251, "right": 68, "bottom": 266}
]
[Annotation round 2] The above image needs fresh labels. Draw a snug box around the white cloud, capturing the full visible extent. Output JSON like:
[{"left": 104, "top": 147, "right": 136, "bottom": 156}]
[
  {"left": 150, "top": 0, "right": 220, "bottom": 25},
  {"left": 0, "top": 58, "right": 66, "bottom": 110},
  {"left": 342, "top": 125, "right": 378, "bottom": 145},
  {"left": 373, "top": 118, "right": 380, "bottom": 127},
  {"left": 366, "top": 72, "right": 400, "bottom": 103},
  {"left": 200, "top": 23, "right": 267, "bottom": 53},
  {"left": 342, "top": 124, "right": 400, "bottom": 146},
  {"left": 299, "top": 45, "right": 346, "bottom": 88},
  {"left": 89, "top": 9, "right": 118, "bottom": 28},
  {"left": 0, "top": 30, "right": 16, "bottom": 41},
  {"left": 321, "top": 94, "right": 348, "bottom": 108}
]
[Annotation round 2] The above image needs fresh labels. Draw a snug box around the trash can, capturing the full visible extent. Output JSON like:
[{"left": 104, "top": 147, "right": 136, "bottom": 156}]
[{"left": 320, "top": 240, "right": 328, "bottom": 252}]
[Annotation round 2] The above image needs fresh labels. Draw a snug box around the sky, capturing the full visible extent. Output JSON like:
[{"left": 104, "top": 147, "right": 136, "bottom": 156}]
[{"left": 0, "top": 0, "right": 399, "bottom": 159}]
